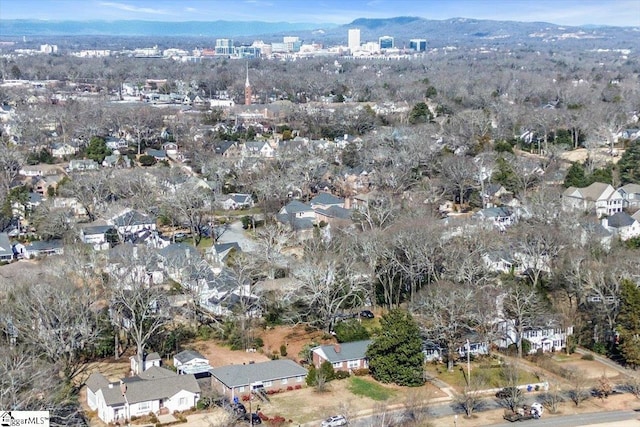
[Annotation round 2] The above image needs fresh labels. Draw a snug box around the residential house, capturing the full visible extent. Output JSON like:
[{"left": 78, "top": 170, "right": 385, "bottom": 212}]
[
  {"left": 105, "top": 136, "right": 129, "bottom": 150},
  {"left": 214, "top": 141, "right": 242, "bottom": 158},
  {"left": 311, "top": 340, "right": 371, "bottom": 372},
  {"left": 0, "top": 233, "right": 13, "bottom": 261},
  {"left": 602, "top": 212, "right": 640, "bottom": 241},
  {"left": 103, "top": 153, "right": 132, "bottom": 168},
  {"left": 173, "top": 349, "right": 212, "bottom": 377},
  {"left": 309, "top": 192, "right": 345, "bottom": 210},
  {"left": 633, "top": 210, "right": 640, "bottom": 223},
  {"left": 482, "top": 251, "right": 519, "bottom": 274},
  {"left": 617, "top": 183, "right": 640, "bottom": 209},
  {"left": 495, "top": 319, "right": 573, "bottom": 354},
  {"left": 579, "top": 221, "right": 613, "bottom": 250},
  {"left": 51, "top": 142, "right": 77, "bottom": 158},
  {"left": 20, "top": 164, "right": 55, "bottom": 177},
  {"left": 276, "top": 200, "right": 316, "bottom": 235},
  {"left": 562, "top": 182, "right": 623, "bottom": 218},
  {"left": 481, "top": 184, "right": 511, "bottom": 208},
  {"left": 205, "top": 242, "right": 242, "bottom": 265},
  {"left": 11, "top": 192, "right": 42, "bottom": 218},
  {"left": 86, "top": 366, "right": 200, "bottom": 424},
  {"left": 145, "top": 148, "right": 167, "bottom": 161},
  {"left": 34, "top": 175, "right": 64, "bottom": 196},
  {"left": 130, "top": 352, "right": 162, "bottom": 374},
  {"left": 162, "top": 142, "right": 178, "bottom": 158},
  {"left": 243, "top": 140, "right": 275, "bottom": 158},
  {"left": 473, "top": 206, "right": 516, "bottom": 230},
  {"left": 421, "top": 334, "right": 489, "bottom": 362},
  {"left": 158, "top": 243, "right": 203, "bottom": 282},
  {"left": 22, "top": 239, "right": 64, "bottom": 258},
  {"left": 222, "top": 193, "right": 254, "bottom": 210},
  {"left": 278, "top": 201, "right": 315, "bottom": 221},
  {"left": 68, "top": 158, "right": 99, "bottom": 172},
  {"left": 80, "top": 224, "right": 115, "bottom": 250},
  {"left": 210, "top": 359, "right": 307, "bottom": 399},
  {"left": 110, "top": 210, "right": 157, "bottom": 239},
  {"left": 313, "top": 205, "right": 353, "bottom": 228}
]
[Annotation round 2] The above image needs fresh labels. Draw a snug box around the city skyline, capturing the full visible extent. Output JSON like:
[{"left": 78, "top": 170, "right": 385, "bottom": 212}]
[{"left": 1, "top": 0, "right": 639, "bottom": 27}]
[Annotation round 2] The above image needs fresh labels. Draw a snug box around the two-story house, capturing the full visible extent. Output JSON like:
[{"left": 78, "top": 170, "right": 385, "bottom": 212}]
[
  {"left": 562, "top": 182, "right": 623, "bottom": 218},
  {"left": 617, "top": 183, "right": 640, "bottom": 209}
]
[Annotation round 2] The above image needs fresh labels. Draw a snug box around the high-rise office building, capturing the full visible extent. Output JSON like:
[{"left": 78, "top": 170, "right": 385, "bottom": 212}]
[
  {"left": 409, "top": 39, "right": 427, "bottom": 52},
  {"left": 378, "top": 36, "right": 394, "bottom": 50},
  {"left": 348, "top": 28, "right": 360, "bottom": 52},
  {"left": 215, "top": 39, "right": 234, "bottom": 56}
]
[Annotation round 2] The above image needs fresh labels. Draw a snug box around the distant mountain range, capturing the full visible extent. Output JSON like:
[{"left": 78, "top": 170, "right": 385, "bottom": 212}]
[
  {"left": 0, "top": 19, "right": 334, "bottom": 38},
  {"left": 0, "top": 17, "right": 637, "bottom": 49}
]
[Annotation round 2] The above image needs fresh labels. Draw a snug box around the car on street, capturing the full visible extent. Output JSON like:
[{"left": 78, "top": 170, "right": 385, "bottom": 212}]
[{"left": 321, "top": 415, "right": 347, "bottom": 427}]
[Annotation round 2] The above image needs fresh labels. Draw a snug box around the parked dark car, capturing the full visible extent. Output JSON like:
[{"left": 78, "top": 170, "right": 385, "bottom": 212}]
[
  {"left": 243, "top": 413, "right": 262, "bottom": 424},
  {"left": 359, "top": 310, "right": 375, "bottom": 318},
  {"left": 495, "top": 387, "right": 522, "bottom": 399}
]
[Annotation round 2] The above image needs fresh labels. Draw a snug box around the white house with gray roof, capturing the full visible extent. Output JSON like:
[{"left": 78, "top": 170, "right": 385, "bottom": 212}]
[
  {"left": 221, "top": 193, "right": 254, "bottom": 210},
  {"left": 562, "top": 182, "right": 623, "bottom": 218},
  {"left": 602, "top": 212, "right": 640, "bottom": 241},
  {"left": 109, "top": 209, "right": 157, "bottom": 238},
  {"left": 86, "top": 366, "right": 200, "bottom": 424},
  {"left": 617, "top": 183, "right": 640, "bottom": 209},
  {"left": 209, "top": 359, "right": 307, "bottom": 399},
  {"left": 173, "top": 349, "right": 212, "bottom": 376},
  {"left": 311, "top": 340, "right": 372, "bottom": 372}
]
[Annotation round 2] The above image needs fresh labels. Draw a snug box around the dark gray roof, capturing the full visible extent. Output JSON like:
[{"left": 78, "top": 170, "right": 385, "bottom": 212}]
[
  {"left": 158, "top": 243, "right": 202, "bottom": 266},
  {"left": 29, "top": 192, "right": 43, "bottom": 204},
  {"left": 91, "top": 367, "right": 199, "bottom": 406},
  {"left": 112, "top": 210, "right": 155, "bottom": 227},
  {"left": 282, "top": 200, "right": 313, "bottom": 214},
  {"left": 82, "top": 225, "right": 114, "bottom": 235},
  {"left": 209, "top": 359, "right": 307, "bottom": 389},
  {"left": 145, "top": 148, "right": 167, "bottom": 159},
  {"left": 226, "top": 193, "right": 252, "bottom": 204},
  {"left": 310, "top": 193, "right": 344, "bottom": 206},
  {"left": 475, "top": 206, "right": 513, "bottom": 218},
  {"left": 85, "top": 371, "right": 110, "bottom": 392},
  {"left": 174, "top": 349, "right": 207, "bottom": 364},
  {"left": 0, "top": 233, "right": 13, "bottom": 258},
  {"left": 607, "top": 212, "right": 636, "bottom": 228},
  {"left": 26, "top": 239, "right": 64, "bottom": 251},
  {"left": 315, "top": 206, "right": 352, "bottom": 220},
  {"left": 275, "top": 214, "right": 314, "bottom": 230},
  {"left": 313, "top": 340, "right": 371, "bottom": 363}
]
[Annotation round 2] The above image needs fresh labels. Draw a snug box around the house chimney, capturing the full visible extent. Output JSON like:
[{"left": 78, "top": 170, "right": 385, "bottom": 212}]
[
  {"left": 601, "top": 217, "right": 608, "bottom": 228},
  {"left": 334, "top": 344, "right": 341, "bottom": 353},
  {"left": 120, "top": 381, "right": 127, "bottom": 396},
  {"left": 108, "top": 383, "right": 114, "bottom": 389}
]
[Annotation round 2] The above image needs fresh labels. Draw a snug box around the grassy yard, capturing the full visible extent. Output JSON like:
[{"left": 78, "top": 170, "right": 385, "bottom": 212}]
[
  {"left": 348, "top": 377, "right": 395, "bottom": 401},
  {"left": 425, "top": 362, "right": 539, "bottom": 390}
]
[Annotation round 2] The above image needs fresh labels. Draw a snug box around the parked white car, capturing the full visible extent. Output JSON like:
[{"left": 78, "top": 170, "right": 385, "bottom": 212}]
[{"left": 321, "top": 415, "right": 347, "bottom": 427}]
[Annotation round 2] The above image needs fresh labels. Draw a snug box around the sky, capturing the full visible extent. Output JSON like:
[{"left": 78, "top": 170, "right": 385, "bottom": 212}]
[{"left": 1, "top": 0, "right": 639, "bottom": 27}]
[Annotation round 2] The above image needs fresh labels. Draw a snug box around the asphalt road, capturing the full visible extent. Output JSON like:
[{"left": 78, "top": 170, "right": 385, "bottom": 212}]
[{"left": 487, "top": 409, "right": 640, "bottom": 427}]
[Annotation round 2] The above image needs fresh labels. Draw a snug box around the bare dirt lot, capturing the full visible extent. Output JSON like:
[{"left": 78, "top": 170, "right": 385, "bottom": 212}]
[{"left": 552, "top": 353, "right": 625, "bottom": 380}]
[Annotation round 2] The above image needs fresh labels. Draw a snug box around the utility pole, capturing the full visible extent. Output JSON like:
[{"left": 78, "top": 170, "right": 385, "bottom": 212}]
[
  {"left": 248, "top": 378, "right": 253, "bottom": 427},
  {"left": 466, "top": 339, "right": 471, "bottom": 386}
]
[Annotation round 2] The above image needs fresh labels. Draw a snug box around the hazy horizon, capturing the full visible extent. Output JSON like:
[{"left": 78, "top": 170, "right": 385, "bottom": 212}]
[{"left": 1, "top": 0, "right": 639, "bottom": 27}]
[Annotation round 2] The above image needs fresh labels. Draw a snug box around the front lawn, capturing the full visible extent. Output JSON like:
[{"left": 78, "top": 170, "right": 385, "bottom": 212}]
[
  {"left": 425, "top": 362, "right": 539, "bottom": 390},
  {"left": 348, "top": 377, "right": 395, "bottom": 401}
]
